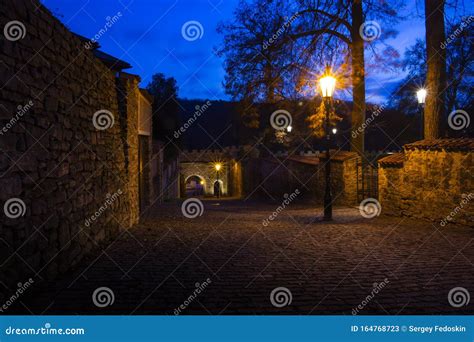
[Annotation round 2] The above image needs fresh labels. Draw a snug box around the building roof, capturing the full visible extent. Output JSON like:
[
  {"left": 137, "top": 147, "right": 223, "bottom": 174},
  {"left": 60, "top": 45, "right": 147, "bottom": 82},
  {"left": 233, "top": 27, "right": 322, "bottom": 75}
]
[
  {"left": 378, "top": 153, "right": 405, "bottom": 167},
  {"left": 404, "top": 138, "right": 474, "bottom": 151},
  {"left": 73, "top": 33, "right": 132, "bottom": 71},
  {"left": 93, "top": 50, "right": 132, "bottom": 71},
  {"left": 286, "top": 155, "right": 319, "bottom": 165},
  {"left": 319, "top": 150, "right": 359, "bottom": 162}
]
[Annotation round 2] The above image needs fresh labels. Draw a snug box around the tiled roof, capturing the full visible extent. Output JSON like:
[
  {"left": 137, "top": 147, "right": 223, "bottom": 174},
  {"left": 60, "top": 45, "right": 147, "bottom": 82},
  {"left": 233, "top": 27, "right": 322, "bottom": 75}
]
[
  {"left": 404, "top": 138, "right": 474, "bottom": 151},
  {"left": 378, "top": 153, "right": 405, "bottom": 167},
  {"left": 286, "top": 155, "right": 319, "bottom": 165},
  {"left": 319, "top": 150, "right": 359, "bottom": 162}
]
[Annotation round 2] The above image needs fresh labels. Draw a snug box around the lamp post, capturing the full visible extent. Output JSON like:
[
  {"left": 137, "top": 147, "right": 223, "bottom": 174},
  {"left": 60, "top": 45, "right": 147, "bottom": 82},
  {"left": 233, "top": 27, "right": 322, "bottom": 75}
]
[
  {"left": 416, "top": 88, "right": 427, "bottom": 140},
  {"left": 319, "top": 69, "right": 336, "bottom": 221},
  {"left": 215, "top": 163, "right": 221, "bottom": 198}
]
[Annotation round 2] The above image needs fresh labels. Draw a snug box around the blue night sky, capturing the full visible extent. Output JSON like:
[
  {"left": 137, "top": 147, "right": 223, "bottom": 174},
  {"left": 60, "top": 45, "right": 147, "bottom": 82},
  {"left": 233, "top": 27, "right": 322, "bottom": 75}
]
[{"left": 39, "top": 0, "right": 463, "bottom": 103}]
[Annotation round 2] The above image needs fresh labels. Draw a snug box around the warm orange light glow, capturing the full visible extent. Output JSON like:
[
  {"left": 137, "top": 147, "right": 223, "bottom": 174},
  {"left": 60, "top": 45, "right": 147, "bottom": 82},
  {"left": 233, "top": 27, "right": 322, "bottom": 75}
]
[
  {"left": 215, "top": 163, "right": 222, "bottom": 171},
  {"left": 319, "top": 75, "right": 336, "bottom": 98}
]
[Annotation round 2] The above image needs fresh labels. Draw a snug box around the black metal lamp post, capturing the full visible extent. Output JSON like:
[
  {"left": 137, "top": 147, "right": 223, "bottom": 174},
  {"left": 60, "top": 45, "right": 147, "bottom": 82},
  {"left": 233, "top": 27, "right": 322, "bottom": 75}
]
[
  {"left": 319, "top": 69, "right": 336, "bottom": 221},
  {"left": 215, "top": 163, "right": 221, "bottom": 198},
  {"left": 416, "top": 88, "right": 427, "bottom": 140}
]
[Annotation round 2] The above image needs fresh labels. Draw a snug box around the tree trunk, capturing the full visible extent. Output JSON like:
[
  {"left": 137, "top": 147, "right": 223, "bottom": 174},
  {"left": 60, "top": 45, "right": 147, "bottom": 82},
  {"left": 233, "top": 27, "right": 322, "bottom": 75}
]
[
  {"left": 350, "top": 0, "right": 366, "bottom": 154},
  {"left": 424, "top": 0, "right": 447, "bottom": 139}
]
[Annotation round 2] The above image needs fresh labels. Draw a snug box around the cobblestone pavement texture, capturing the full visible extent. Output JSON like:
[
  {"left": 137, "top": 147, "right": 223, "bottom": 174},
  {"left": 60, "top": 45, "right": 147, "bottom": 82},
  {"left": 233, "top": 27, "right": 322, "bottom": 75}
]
[{"left": 7, "top": 200, "right": 474, "bottom": 315}]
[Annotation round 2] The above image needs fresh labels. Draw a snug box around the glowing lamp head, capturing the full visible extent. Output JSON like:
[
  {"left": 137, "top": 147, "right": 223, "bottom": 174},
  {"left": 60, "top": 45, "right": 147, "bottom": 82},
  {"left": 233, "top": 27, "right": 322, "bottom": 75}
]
[
  {"left": 416, "top": 88, "right": 427, "bottom": 105},
  {"left": 286, "top": 125, "right": 292, "bottom": 133},
  {"left": 332, "top": 128, "right": 337, "bottom": 134},
  {"left": 319, "top": 74, "right": 336, "bottom": 98},
  {"left": 200, "top": 180, "right": 204, "bottom": 185},
  {"left": 215, "top": 163, "right": 222, "bottom": 171}
]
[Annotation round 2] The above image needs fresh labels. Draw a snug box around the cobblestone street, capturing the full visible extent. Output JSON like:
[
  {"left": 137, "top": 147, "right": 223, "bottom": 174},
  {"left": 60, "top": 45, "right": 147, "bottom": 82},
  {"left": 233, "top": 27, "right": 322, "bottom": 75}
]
[{"left": 12, "top": 200, "right": 474, "bottom": 315}]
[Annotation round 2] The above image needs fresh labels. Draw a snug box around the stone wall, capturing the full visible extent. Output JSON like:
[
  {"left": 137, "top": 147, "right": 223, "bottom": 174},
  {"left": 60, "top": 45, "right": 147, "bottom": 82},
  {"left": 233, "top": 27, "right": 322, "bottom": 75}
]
[
  {"left": 250, "top": 151, "right": 359, "bottom": 205},
  {"left": 0, "top": 1, "right": 141, "bottom": 290},
  {"left": 378, "top": 139, "right": 473, "bottom": 226}
]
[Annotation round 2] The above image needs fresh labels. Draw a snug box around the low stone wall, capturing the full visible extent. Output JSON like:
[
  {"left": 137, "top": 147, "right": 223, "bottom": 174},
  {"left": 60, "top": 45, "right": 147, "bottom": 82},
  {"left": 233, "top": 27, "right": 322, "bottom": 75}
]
[
  {"left": 378, "top": 139, "right": 473, "bottom": 226},
  {"left": 0, "top": 1, "right": 141, "bottom": 291}
]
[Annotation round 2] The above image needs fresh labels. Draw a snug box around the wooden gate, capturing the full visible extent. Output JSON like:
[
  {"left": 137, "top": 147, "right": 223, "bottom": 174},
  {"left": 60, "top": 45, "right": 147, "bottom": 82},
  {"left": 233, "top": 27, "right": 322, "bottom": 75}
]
[{"left": 356, "top": 160, "right": 378, "bottom": 202}]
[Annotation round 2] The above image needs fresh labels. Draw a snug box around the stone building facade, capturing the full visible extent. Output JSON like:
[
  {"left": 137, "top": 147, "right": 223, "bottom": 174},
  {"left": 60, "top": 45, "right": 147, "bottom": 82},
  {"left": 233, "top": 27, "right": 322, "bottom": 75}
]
[
  {"left": 378, "top": 139, "right": 473, "bottom": 226},
  {"left": 0, "top": 1, "right": 153, "bottom": 290}
]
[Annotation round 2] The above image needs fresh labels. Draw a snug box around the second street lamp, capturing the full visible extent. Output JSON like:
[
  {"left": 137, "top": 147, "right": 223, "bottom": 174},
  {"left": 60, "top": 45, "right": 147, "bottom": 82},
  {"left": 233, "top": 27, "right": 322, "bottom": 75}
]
[
  {"left": 215, "top": 163, "right": 222, "bottom": 198},
  {"left": 319, "top": 69, "right": 336, "bottom": 221},
  {"left": 416, "top": 88, "right": 427, "bottom": 140}
]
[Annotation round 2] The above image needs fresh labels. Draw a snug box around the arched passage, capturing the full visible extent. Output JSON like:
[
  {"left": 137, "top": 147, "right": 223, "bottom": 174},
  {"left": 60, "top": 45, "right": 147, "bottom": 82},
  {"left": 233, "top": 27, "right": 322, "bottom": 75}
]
[{"left": 185, "top": 175, "right": 205, "bottom": 197}]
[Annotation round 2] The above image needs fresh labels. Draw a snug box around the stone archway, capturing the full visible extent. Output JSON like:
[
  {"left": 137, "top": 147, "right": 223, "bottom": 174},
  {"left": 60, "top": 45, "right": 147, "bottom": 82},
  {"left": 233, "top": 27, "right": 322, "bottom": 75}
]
[{"left": 185, "top": 175, "right": 205, "bottom": 197}]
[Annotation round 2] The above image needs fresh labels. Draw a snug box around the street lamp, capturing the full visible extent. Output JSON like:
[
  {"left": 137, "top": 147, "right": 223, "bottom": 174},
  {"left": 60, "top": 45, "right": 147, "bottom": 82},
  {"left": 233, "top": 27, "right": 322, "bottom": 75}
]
[
  {"left": 319, "top": 68, "right": 336, "bottom": 221},
  {"left": 416, "top": 88, "right": 427, "bottom": 140},
  {"left": 286, "top": 125, "right": 293, "bottom": 133},
  {"left": 214, "top": 163, "right": 222, "bottom": 198}
]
